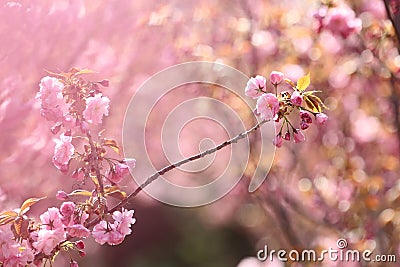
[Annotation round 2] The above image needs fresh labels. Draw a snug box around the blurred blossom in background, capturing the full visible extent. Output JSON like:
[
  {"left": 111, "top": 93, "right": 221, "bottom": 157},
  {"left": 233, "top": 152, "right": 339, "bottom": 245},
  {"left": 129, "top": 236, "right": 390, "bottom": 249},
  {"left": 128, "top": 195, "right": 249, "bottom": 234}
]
[{"left": 1, "top": 0, "right": 400, "bottom": 266}]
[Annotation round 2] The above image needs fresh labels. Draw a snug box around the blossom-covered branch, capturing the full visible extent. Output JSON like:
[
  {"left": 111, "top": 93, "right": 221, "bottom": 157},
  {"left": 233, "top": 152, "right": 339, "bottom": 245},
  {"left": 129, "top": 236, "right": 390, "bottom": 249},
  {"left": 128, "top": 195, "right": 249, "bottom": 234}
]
[{"left": 0, "top": 68, "right": 327, "bottom": 267}]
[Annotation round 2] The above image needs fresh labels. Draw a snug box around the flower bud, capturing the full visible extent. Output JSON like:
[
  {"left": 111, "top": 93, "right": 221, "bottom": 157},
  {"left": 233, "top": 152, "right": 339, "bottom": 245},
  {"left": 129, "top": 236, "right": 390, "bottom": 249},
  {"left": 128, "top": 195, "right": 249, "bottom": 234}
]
[
  {"left": 75, "top": 240, "right": 85, "bottom": 250},
  {"left": 300, "top": 121, "right": 309, "bottom": 130},
  {"left": 273, "top": 134, "right": 283, "bottom": 147},
  {"left": 300, "top": 110, "right": 312, "bottom": 124},
  {"left": 293, "top": 129, "right": 306, "bottom": 143},
  {"left": 316, "top": 113, "right": 328, "bottom": 125},
  {"left": 290, "top": 91, "right": 303, "bottom": 106},
  {"left": 56, "top": 190, "right": 69, "bottom": 200},
  {"left": 284, "top": 131, "right": 291, "bottom": 141},
  {"left": 270, "top": 71, "right": 284, "bottom": 85}
]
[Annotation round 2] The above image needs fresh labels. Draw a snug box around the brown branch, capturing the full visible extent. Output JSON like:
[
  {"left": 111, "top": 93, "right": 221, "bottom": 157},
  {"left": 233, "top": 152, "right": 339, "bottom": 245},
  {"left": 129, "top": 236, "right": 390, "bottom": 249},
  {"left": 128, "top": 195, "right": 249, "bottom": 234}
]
[
  {"left": 86, "top": 118, "right": 268, "bottom": 228},
  {"left": 86, "top": 132, "right": 105, "bottom": 197}
]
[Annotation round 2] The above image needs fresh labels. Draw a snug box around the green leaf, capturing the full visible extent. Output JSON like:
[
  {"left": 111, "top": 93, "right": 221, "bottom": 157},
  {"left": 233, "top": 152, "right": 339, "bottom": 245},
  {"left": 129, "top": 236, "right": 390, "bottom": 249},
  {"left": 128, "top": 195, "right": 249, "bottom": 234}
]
[
  {"left": 296, "top": 73, "right": 311, "bottom": 92},
  {"left": 20, "top": 197, "right": 46, "bottom": 215}
]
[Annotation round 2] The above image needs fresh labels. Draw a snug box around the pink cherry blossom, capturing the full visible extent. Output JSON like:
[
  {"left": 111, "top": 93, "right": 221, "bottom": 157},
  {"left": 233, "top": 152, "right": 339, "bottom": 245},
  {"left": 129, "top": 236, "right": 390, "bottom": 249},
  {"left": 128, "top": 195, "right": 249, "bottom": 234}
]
[
  {"left": 293, "top": 129, "right": 306, "bottom": 143},
  {"left": 109, "top": 163, "right": 130, "bottom": 184},
  {"left": 33, "top": 228, "right": 66, "bottom": 255},
  {"left": 245, "top": 75, "right": 266, "bottom": 99},
  {"left": 123, "top": 158, "right": 136, "bottom": 169},
  {"left": 112, "top": 208, "right": 136, "bottom": 236},
  {"left": 256, "top": 93, "right": 279, "bottom": 120},
  {"left": 60, "top": 201, "right": 75, "bottom": 218},
  {"left": 83, "top": 93, "right": 110, "bottom": 125},
  {"left": 92, "top": 221, "right": 121, "bottom": 245},
  {"left": 316, "top": 113, "right": 328, "bottom": 124},
  {"left": 92, "top": 221, "right": 110, "bottom": 245},
  {"left": 70, "top": 261, "right": 79, "bottom": 267},
  {"left": 106, "top": 230, "right": 125, "bottom": 245},
  {"left": 52, "top": 133, "right": 74, "bottom": 172},
  {"left": 67, "top": 224, "right": 90, "bottom": 238},
  {"left": 37, "top": 76, "right": 64, "bottom": 109},
  {"left": 0, "top": 228, "right": 34, "bottom": 267},
  {"left": 37, "top": 76, "right": 71, "bottom": 123},
  {"left": 290, "top": 91, "right": 303, "bottom": 106},
  {"left": 322, "top": 6, "right": 362, "bottom": 38},
  {"left": 40, "top": 207, "right": 63, "bottom": 230},
  {"left": 270, "top": 71, "right": 284, "bottom": 85}
]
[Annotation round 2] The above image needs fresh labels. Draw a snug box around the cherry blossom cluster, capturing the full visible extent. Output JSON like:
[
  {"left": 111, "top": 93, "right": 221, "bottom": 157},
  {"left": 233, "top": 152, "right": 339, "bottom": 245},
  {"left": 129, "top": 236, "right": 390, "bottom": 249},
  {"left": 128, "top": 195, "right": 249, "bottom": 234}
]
[
  {"left": 313, "top": 1, "right": 362, "bottom": 38},
  {"left": 0, "top": 69, "right": 136, "bottom": 266},
  {"left": 245, "top": 71, "right": 328, "bottom": 148}
]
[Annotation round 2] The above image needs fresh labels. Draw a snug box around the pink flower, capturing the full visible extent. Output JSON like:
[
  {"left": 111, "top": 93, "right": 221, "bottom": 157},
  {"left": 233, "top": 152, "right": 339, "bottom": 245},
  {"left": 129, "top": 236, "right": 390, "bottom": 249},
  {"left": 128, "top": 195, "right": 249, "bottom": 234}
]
[
  {"left": 70, "top": 261, "right": 79, "bottom": 267},
  {"left": 92, "top": 221, "right": 124, "bottom": 245},
  {"left": 123, "top": 158, "right": 136, "bottom": 169},
  {"left": 33, "top": 228, "right": 66, "bottom": 255},
  {"left": 92, "top": 209, "right": 135, "bottom": 246},
  {"left": 52, "top": 133, "right": 74, "bottom": 173},
  {"left": 316, "top": 113, "right": 328, "bottom": 124},
  {"left": 37, "top": 76, "right": 64, "bottom": 109},
  {"left": 60, "top": 202, "right": 75, "bottom": 218},
  {"left": 56, "top": 190, "right": 69, "bottom": 200},
  {"left": 323, "top": 6, "right": 362, "bottom": 38},
  {"left": 91, "top": 221, "right": 109, "bottom": 245},
  {"left": 107, "top": 230, "right": 125, "bottom": 245},
  {"left": 293, "top": 129, "right": 306, "bottom": 143},
  {"left": 40, "top": 207, "right": 63, "bottom": 230},
  {"left": 270, "top": 71, "right": 284, "bottom": 85},
  {"left": 273, "top": 135, "right": 283, "bottom": 147},
  {"left": 67, "top": 224, "right": 90, "bottom": 238},
  {"left": 83, "top": 94, "right": 110, "bottom": 125},
  {"left": 37, "top": 76, "right": 70, "bottom": 123},
  {"left": 108, "top": 163, "right": 131, "bottom": 184},
  {"left": 0, "top": 229, "right": 34, "bottom": 267},
  {"left": 245, "top": 75, "right": 266, "bottom": 99},
  {"left": 113, "top": 208, "right": 136, "bottom": 236},
  {"left": 256, "top": 93, "right": 279, "bottom": 120},
  {"left": 290, "top": 91, "right": 303, "bottom": 106}
]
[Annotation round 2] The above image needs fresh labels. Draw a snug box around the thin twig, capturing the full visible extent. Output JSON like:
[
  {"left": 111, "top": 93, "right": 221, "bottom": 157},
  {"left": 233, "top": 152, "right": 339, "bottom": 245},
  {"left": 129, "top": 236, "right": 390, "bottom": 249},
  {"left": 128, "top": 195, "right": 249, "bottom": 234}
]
[{"left": 86, "top": 119, "right": 268, "bottom": 227}]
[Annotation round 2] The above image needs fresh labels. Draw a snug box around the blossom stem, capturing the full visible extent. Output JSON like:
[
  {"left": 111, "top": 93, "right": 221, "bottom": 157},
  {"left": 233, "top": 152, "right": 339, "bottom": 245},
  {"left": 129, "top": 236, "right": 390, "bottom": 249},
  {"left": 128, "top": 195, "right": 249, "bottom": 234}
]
[
  {"left": 283, "top": 115, "right": 295, "bottom": 130},
  {"left": 86, "top": 118, "right": 268, "bottom": 228},
  {"left": 86, "top": 132, "right": 105, "bottom": 197}
]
